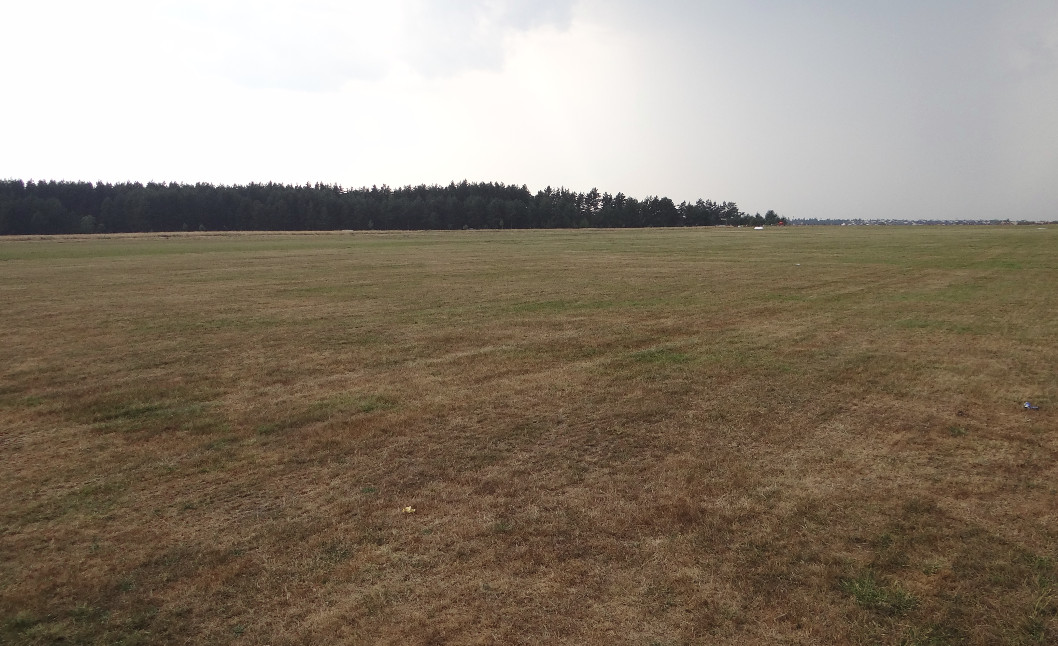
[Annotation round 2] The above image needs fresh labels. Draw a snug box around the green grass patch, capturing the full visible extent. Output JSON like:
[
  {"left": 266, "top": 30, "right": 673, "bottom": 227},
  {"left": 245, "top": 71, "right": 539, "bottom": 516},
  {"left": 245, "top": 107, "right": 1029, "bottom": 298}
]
[
  {"left": 842, "top": 570, "right": 918, "bottom": 616},
  {"left": 79, "top": 398, "right": 225, "bottom": 435},
  {"left": 256, "top": 393, "right": 395, "bottom": 435},
  {"left": 628, "top": 347, "right": 692, "bottom": 365}
]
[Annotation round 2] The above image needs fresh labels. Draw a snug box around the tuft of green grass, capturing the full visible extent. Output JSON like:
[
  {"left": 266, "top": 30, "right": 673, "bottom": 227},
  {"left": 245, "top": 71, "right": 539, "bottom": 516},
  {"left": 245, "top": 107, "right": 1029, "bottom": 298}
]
[
  {"left": 842, "top": 570, "right": 919, "bottom": 616},
  {"left": 76, "top": 396, "right": 225, "bottom": 435},
  {"left": 255, "top": 393, "right": 394, "bottom": 435},
  {"left": 4, "top": 610, "right": 39, "bottom": 633},
  {"left": 352, "top": 394, "right": 396, "bottom": 413},
  {"left": 628, "top": 347, "right": 692, "bottom": 365}
]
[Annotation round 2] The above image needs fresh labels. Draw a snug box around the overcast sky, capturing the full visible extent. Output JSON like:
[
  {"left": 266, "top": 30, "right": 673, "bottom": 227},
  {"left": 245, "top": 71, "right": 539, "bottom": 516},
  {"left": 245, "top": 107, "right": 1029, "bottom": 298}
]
[{"left": 4, "top": 1, "right": 1056, "bottom": 220}]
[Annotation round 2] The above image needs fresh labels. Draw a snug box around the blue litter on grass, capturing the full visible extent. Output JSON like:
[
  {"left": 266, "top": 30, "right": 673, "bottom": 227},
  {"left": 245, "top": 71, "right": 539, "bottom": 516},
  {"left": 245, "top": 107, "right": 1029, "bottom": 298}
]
[{"left": 1024, "top": 402, "right": 1040, "bottom": 410}]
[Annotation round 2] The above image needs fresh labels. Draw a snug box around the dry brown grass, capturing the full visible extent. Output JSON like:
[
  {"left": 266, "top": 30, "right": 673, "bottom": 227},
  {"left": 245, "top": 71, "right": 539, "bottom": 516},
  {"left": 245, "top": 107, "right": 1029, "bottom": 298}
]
[{"left": 1, "top": 227, "right": 1056, "bottom": 645}]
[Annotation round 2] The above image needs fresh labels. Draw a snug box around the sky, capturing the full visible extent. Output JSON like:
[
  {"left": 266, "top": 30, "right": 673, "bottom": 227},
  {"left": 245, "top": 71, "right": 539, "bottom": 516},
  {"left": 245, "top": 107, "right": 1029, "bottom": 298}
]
[{"left": 3, "top": 0, "right": 1057, "bottom": 221}]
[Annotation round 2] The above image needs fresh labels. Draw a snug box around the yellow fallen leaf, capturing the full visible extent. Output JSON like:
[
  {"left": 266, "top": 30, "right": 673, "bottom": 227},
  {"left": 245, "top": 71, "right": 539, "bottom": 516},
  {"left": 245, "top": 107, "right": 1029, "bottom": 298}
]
[{"left": 403, "top": 506, "right": 416, "bottom": 514}]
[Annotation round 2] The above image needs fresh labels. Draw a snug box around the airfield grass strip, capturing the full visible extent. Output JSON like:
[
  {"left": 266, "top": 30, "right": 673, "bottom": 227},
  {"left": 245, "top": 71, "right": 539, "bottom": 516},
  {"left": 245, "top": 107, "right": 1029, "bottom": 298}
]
[{"left": 1, "top": 227, "right": 1056, "bottom": 645}]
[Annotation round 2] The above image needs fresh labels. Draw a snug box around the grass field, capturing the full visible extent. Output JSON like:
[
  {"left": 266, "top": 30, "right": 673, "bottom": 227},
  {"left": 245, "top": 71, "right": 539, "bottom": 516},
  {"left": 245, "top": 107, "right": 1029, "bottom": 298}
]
[{"left": 1, "top": 226, "right": 1056, "bottom": 645}]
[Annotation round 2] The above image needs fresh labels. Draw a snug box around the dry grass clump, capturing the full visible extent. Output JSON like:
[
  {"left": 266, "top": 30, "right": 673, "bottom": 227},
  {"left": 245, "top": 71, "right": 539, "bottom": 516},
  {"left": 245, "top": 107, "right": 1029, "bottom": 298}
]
[{"left": 1, "top": 227, "right": 1056, "bottom": 644}]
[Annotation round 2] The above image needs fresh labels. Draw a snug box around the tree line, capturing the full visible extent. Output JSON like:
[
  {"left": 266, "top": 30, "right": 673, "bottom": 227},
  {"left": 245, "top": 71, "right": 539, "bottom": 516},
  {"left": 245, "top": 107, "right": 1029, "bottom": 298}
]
[{"left": 0, "top": 179, "right": 784, "bottom": 235}]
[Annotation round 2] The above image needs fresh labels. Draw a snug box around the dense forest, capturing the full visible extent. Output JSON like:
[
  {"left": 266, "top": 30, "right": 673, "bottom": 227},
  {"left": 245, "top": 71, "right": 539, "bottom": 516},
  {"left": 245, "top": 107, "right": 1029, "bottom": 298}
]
[{"left": 0, "top": 180, "right": 784, "bottom": 235}]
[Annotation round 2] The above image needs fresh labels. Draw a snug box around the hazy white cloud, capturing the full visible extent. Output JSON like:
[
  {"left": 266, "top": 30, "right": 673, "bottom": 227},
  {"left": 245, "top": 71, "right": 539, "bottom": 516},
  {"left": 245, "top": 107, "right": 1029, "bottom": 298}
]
[
  {"left": 401, "top": 0, "right": 574, "bottom": 77},
  {"left": 182, "top": 2, "right": 405, "bottom": 90},
  {"left": 155, "top": 0, "right": 575, "bottom": 90}
]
